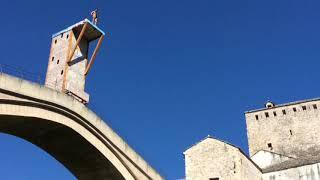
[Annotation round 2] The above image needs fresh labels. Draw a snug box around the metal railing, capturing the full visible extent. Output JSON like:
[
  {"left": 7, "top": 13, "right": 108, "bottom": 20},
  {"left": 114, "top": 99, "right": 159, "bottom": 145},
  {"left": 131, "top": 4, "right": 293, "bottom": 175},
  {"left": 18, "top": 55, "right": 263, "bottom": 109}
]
[
  {"left": 0, "top": 64, "right": 44, "bottom": 84},
  {"left": 0, "top": 63, "right": 88, "bottom": 104}
]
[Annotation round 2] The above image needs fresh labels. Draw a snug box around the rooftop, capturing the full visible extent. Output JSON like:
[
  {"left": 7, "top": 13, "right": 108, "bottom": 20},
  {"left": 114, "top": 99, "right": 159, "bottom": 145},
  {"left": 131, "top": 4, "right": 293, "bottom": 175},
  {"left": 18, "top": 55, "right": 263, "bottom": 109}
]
[
  {"left": 262, "top": 154, "right": 320, "bottom": 173},
  {"left": 52, "top": 18, "right": 105, "bottom": 41}
]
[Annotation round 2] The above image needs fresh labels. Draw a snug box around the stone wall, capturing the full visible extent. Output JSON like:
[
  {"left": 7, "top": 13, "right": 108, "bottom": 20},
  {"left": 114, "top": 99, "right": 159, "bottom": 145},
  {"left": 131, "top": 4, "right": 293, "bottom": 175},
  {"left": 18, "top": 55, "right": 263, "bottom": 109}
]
[
  {"left": 245, "top": 99, "right": 320, "bottom": 158},
  {"left": 45, "top": 27, "right": 89, "bottom": 103},
  {"left": 184, "top": 137, "right": 261, "bottom": 180},
  {"left": 45, "top": 31, "right": 71, "bottom": 91}
]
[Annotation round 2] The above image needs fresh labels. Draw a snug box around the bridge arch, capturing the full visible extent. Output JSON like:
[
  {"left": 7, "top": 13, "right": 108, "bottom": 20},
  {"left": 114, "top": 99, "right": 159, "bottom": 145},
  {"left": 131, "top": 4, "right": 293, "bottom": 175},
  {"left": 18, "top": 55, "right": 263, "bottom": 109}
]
[
  {"left": 0, "top": 74, "right": 163, "bottom": 180},
  {"left": 0, "top": 101, "right": 133, "bottom": 180}
]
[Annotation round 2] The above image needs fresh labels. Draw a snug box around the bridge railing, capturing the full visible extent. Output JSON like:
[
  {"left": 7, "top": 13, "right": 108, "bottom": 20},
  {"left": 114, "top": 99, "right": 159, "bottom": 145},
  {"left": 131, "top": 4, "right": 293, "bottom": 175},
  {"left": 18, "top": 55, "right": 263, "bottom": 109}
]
[
  {"left": 0, "top": 64, "right": 75, "bottom": 91},
  {"left": 0, "top": 64, "right": 44, "bottom": 84}
]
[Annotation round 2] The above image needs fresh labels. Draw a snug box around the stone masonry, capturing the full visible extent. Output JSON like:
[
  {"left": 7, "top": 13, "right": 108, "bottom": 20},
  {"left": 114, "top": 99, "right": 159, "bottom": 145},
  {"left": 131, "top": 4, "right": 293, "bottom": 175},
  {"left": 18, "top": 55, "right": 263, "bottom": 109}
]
[
  {"left": 184, "top": 137, "right": 261, "bottom": 180},
  {"left": 185, "top": 99, "right": 320, "bottom": 180},
  {"left": 246, "top": 99, "right": 320, "bottom": 158},
  {"left": 45, "top": 19, "right": 104, "bottom": 104}
]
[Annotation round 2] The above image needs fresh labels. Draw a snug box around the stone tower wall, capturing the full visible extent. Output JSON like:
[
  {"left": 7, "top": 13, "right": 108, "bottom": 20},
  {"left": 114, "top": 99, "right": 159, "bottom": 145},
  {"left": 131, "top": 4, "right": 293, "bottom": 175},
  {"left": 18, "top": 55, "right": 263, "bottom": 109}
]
[
  {"left": 245, "top": 99, "right": 320, "bottom": 158},
  {"left": 45, "top": 31, "right": 72, "bottom": 91},
  {"left": 45, "top": 30, "right": 89, "bottom": 102}
]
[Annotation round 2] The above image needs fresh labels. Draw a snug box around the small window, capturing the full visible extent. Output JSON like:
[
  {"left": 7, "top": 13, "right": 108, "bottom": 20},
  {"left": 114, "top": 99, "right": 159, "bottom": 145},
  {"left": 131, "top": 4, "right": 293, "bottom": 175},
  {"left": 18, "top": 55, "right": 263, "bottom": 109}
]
[
  {"left": 57, "top": 60, "right": 60, "bottom": 64},
  {"left": 61, "top": 33, "right": 64, "bottom": 38},
  {"left": 290, "top": 130, "right": 293, "bottom": 135},
  {"left": 255, "top": 115, "right": 259, "bottom": 120},
  {"left": 293, "top": 107, "right": 297, "bottom": 112},
  {"left": 66, "top": 34, "right": 69, "bottom": 39},
  {"left": 313, "top": 104, "right": 317, "bottom": 109},
  {"left": 61, "top": 70, "right": 64, "bottom": 75},
  {"left": 273, "top": 111, "right": 277, "bottom": 117},
  {"left": 268, "top": 143, "right": 273, "bottom": 150},
  {"left": 209, "top": 178, "right": 219, "bottom": 180},
  {"left": 302, "top": 106, "right": 307, "bottom": 111},
  {"left": 270, "top": 175, "right": 276, "bottom": 180},
  {"left": 51, "top": 57, "right": 54, "bottom": 61},
  {"left": 265, "top": 112, "right": 269, "bottom": 118},
  {"left": 55, "top": 39, "right": 57, "bottom": 44},
  {"left": 282, "top": 109, "right": 286, "bottom": 115}
]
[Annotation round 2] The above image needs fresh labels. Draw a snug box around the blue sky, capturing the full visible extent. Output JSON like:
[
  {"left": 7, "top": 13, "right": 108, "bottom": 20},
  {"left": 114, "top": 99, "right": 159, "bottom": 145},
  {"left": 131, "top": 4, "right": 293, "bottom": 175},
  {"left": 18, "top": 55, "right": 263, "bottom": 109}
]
[{"left": 1, "top": 0, "right": 320, "bottom": 179}]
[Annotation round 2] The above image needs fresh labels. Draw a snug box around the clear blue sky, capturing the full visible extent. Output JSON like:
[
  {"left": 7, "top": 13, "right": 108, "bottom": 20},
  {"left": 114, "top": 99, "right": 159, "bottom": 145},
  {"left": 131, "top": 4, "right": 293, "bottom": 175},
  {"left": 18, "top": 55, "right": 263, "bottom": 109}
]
[{"left": 1, "top": 0, "right": 320, "bottom": 179}]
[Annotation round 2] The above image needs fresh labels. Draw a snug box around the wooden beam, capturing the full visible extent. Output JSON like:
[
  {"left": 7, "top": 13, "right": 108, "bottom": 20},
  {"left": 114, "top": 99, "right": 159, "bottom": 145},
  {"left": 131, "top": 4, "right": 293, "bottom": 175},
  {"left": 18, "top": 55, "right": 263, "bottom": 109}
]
[
  {"left": 67, "top": 22, "right": 88, "bottom": 63},
  {"left": 84, "top": 35, "right": 104, "bottom": 76}
]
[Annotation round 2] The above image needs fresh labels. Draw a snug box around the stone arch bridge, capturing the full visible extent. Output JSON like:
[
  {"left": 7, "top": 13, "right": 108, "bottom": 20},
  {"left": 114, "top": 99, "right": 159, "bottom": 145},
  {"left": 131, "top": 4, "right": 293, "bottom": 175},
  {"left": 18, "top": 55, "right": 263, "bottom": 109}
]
[{"left": 0, "top": 73, "right": 163, "bottom": 180}]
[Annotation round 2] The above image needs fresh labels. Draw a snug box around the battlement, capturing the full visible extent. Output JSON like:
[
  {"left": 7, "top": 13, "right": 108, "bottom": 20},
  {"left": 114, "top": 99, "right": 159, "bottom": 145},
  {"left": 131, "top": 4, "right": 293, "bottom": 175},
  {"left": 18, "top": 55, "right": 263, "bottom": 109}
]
[{"left": 245, "top": 98, "right": 320, "bottom": 158}]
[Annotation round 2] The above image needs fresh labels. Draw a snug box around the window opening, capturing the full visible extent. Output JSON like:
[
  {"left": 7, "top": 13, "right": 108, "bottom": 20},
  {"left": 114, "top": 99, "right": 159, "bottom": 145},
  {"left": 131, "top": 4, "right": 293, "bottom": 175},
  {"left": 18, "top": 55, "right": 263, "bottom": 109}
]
[
  {"left": 302, "top": 106, "right": 307, "bottom": 111},
  {"left": 313, "top": 104, "right": 317, "bottom": 109},
  {"left": 273, "top": 111, "right": 277, "bottom": 117},
  {"left": 282, "top": 109, "right": 286, "bottom": 115},
  {"left": 255, "top": 115, "right": 259, "bottom": 120},
  {"left": 265, "top": 112, "right": 269, "bottom": 118},
  {"left": 293, "top": 107, "right": 297, "bottom": 112}
]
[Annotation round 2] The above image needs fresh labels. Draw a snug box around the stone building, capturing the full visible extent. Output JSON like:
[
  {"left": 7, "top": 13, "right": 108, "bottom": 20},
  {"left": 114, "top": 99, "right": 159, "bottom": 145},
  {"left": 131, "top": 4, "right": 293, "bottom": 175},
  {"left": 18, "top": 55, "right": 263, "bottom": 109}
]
[
  {"left": 184, "top": 98, "right": 320, "bottom": 180},
  {"left": 184, "top": 137, "right": 261, "bottom": 180}
]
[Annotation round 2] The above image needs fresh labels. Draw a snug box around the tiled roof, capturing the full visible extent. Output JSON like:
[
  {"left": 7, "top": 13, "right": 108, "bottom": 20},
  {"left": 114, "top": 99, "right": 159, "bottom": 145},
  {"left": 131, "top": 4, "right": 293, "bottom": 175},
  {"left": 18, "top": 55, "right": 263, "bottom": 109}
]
[{"left": 263, "top": 155, "right": 320, "bottom": 173}]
